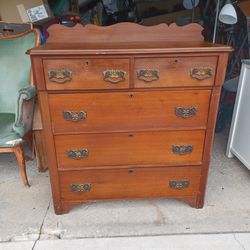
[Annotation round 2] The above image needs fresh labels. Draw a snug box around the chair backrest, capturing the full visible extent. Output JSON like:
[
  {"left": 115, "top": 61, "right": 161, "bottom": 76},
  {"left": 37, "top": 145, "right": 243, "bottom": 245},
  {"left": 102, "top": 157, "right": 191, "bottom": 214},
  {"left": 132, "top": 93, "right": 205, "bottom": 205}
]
[{"left": 0, "top": 30, "right": 39, "bottom": 114}]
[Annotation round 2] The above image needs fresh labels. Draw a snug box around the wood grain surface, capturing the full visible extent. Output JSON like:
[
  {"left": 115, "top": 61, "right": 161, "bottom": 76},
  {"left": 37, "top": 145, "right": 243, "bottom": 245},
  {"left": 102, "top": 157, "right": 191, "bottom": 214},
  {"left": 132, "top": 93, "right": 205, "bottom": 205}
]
[
  {"left": 44, "top": 58, "right": 130, "bottom": 90},
  {"left": 49, "top": 90, "right": 211, "bottom": 134},
  {"left": 59, "top": 166, "right": 202, "bottom": 201},
  {"left": 45, "top": 23, "right": 204, "bottom": 43},
  {"left": 55, "top": 130, "right": 205, "bottom": 169},
  {"left": 134, "top": 56, "right": 217, "bottom": 87}
]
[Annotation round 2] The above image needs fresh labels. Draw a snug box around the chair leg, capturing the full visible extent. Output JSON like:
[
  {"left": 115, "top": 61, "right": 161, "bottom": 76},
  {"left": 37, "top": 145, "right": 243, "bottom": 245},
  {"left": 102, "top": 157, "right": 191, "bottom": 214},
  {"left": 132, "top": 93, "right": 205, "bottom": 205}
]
[{"left": 13, "top": 145, "right": 30, "bottom": 187}]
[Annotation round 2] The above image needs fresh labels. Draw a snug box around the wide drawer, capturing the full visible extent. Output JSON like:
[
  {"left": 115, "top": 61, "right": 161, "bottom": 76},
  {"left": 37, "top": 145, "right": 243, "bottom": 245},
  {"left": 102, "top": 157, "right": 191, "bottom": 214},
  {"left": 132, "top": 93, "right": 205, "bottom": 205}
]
[
  {"left": 43, "top": 58, "right": 130, "bottom": 90},
  {"left": 59, "top": 166, "right": 201, "bottom": 201},
  {"left": 55, "top": 130, "right": 205, "bottom": 169},
  {"left": 49, "top": 90, "right": 211, "bottom": 134},
  {"left": 134, "top": 56, "right": 217, "bottom": 88}
]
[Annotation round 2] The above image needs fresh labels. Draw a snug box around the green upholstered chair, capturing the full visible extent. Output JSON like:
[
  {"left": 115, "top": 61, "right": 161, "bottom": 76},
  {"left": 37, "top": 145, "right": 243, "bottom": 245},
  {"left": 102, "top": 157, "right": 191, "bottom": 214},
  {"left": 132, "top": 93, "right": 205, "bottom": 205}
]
[{"left": 0, "top": 29, "right": 40, "bottom": 186}]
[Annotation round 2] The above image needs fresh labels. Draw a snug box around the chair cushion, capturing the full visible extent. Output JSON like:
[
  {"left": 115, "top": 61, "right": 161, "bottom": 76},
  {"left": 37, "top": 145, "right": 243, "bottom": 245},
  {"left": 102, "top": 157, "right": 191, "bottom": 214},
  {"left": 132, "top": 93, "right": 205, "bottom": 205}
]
[
  {"left": 0, "top": 32, "right": 36, "bottom": 114},
  {"left": 0, "top": 113, "right": 23, "bottom": 147}
]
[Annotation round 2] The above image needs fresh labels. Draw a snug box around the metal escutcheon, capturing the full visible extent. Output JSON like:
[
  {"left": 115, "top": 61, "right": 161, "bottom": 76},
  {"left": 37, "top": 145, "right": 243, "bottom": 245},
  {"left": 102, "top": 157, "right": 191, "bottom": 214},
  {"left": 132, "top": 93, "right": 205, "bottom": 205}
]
[
  {"left": 48, "top": 69, "right": 72, "bottom": 83},
  {"left": 175, "top": 107, "right": 197, "bottom": 118},
  {"left": 172, "top": 145, "right": 193, "bottom": 155},
  {"left": 71, "top": 183, "right": 91, "bottom": 192},
  {"left": 103, "top": 69, "right": 126, "bottom": 83},
  {"left": 190, "top": 67, "right": 213, "bottom": 80},
  {"left": 137, "top": 69, "right": 160, "bottom": 82},
  {"left": 63, "top": 111, "right": 87, "bottom": 122},
  {"left": 169, "top": 180, "right": 190, "bottom": 190},
  {"left": 67, "top": 149, "right": 89, "bottom": 160}
]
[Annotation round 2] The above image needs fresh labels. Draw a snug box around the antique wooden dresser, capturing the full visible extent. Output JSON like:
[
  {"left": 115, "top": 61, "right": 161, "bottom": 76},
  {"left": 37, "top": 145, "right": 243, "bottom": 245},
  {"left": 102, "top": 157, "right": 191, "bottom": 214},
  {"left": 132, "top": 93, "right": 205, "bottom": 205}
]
[{"left": 29, "top": 23, "right": 231, "bottom": 214}]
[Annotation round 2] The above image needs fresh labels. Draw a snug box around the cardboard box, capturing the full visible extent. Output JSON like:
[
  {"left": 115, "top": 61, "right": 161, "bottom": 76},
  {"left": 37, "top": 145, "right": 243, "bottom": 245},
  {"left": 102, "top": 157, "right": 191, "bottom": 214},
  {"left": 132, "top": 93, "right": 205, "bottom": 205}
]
[{"left": 0, "top": 0, "right": 52, "bottom": 23}]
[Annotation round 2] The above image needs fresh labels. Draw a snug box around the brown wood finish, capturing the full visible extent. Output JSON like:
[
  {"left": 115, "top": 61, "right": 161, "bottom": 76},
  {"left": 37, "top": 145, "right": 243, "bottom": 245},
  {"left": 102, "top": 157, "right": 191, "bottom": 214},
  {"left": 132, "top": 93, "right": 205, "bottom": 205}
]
[
  {"left": 44, "top": 58, "right": 130, "bottom": 90},
  {"left": 59, "top": 166, "right": 202, "bottom": 201},
  {"left": 0, "top": 145, "right": 29, "bottom": 186},
  {"left": 134, "top": 56, "right": 217, "bottom": 87},
  {"left": 37, "top": 92, "right": 63, "bottom": 213},
  {"left": 55, "top": 130, "right": 205, "bottom": 169},
  {"left": 49, "top": 90, "right": 211, "bottom": 134},
  {"left": 45, "top": 23, "right": 204, "bottom": 44},
  {"left": 0, "top": 28, "right": 40, "bottom": 44},
  {"left": 29, "top": 23, "right": 231, "bottom": 214},
  {"left": 29, "top": 42, "right": 232, "bottom": 56},
  {"left": 34, "top": 130, "right": 48, "bottom": 172}
]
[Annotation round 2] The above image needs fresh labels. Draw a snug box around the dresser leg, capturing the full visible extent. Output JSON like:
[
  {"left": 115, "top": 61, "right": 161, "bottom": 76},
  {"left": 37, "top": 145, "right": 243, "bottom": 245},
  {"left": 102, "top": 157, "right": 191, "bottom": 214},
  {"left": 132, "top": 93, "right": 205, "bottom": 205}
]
[
  {"left": 54, "top": 201, "right": 86, "bottom": 215},
  {"left": 178, "top": 195, "right": 204, "bottom": 209}
]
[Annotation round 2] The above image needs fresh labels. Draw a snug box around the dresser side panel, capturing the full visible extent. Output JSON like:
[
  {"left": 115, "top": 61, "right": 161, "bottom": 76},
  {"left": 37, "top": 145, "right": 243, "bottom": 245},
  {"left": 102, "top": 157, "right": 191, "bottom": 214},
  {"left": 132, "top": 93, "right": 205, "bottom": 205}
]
[
  {"left": 198, "top": 87, "right": 222, "bottom": 207},
  {"left": 38, "top": 91, "right": 63, "bottom": 214},
  {"left": 31, "top": 56, "right": 46, "bottom": 90}
]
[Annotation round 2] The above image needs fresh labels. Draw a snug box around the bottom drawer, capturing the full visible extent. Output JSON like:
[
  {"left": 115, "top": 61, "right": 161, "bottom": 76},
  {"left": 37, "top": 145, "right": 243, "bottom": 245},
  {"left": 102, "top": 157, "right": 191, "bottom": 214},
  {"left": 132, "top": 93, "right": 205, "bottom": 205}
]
[{"left": 59, "top": 166, "right": 202, "bottom": 201}]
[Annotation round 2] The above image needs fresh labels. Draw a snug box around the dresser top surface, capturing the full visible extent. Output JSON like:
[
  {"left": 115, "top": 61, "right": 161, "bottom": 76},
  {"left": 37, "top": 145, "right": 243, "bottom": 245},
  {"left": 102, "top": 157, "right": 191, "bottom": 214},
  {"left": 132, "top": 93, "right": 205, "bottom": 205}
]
[{"left": 29, "top": 41, "right": 232, "bottom": 55}]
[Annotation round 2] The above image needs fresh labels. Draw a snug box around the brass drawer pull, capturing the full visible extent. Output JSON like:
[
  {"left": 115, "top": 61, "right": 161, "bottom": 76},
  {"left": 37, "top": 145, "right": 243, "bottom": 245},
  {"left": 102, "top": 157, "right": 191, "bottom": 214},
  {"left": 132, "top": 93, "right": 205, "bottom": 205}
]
[
  {"left": 103, "top": 70, "right": 126, "bottom": 83},
  {"left": 67, "top": 149, "right": 89, "bottom": 160},
  {"left": 48, "top": 69, "right": 72, "bottom": 83},
  {"left": 63, "top": 111, "right": 87, "bottom": 122},
  {"left": 172, "top": 145, "right": 193, "bottom": 155},
  {"left": 169, "top": 180, "right": 190, "bottom": 190},
  {"left": 137, "top": 69, "right": 160, "bottom": 82},
  {"left": 71, "top": 183, "right": 91, "bottom": 192},
  {"left": 175, "top": 107, "right": 197, "bottom": 118},
  {"left": 190, "top": 67, "right": 213, "bottom": 80}
]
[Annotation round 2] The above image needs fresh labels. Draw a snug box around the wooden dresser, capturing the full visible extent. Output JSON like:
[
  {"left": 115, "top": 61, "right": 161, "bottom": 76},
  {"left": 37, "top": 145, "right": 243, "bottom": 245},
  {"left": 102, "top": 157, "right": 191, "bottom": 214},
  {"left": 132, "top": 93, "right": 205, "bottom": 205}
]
[{"left": 29, "top": 23, "right": 231, "bottom": 214}]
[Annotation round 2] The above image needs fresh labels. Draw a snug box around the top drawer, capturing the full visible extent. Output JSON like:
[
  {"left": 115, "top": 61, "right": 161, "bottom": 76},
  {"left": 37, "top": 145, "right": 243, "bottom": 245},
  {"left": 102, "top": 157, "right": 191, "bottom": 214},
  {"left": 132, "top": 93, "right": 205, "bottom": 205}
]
[
  {"left": 43, "top": 58, "right": 130, "bottom": 90},
  {"left": 134, "top": 56, "right": 218, "bottom": 88}
]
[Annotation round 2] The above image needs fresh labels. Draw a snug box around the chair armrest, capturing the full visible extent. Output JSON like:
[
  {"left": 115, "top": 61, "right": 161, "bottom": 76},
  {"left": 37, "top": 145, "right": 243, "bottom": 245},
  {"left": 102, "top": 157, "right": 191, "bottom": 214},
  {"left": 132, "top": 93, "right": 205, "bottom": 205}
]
[{"left": 13, "top": 86, "right": 36, "bottom": 137}]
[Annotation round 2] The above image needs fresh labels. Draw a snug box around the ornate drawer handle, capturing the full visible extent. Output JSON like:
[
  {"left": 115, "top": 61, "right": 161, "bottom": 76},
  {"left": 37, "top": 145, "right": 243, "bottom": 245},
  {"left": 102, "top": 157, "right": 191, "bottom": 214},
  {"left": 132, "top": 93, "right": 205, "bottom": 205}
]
[
  {"left": 48, "top": 69, "right": 72, "bottom": 83},
  {"left": 137, "top": 69, "right": 160, "bottom": 82},
  {"left": 63, "top": 111, "right": 87, "bottom": 122},
  {"left": 71, "top": 183, "right": 91, "bottom": 192},
  {"left": 172, "top": 145, "right": 193, "bottom": 155},
  {"left": 175, "top": 107, "right": 197, "bottom": 118},
  {"left": 190, "top": 67, "right": 213, "bottom": 80},
  {"left": 169, "top": 180, "right": 190, "bottom": 190},
  {"left": 67, "top": 149, "right": 89, "bottom": 160},
  {"left": 103, "top": 70, "right": 126, "bottom": 84}
]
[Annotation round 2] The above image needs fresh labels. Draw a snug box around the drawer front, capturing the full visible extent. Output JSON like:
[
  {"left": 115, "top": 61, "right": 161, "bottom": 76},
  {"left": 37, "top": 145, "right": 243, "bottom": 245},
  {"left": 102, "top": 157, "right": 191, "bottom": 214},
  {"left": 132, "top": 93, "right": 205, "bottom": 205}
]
[
  {"left": 134, "top": 56, "right": 217, "bottom": 88},
  {"left": 55, "top": 130, "right": 205, "bottom": 169},
  {"left": 49, "top": 90, "right": 211, "bottom": 134},
  {"left": 59, "top": 166, "right": 201, "bottom": 200},
  {"left": 44, "top": 58, "right": 129, "bottom": 90}
]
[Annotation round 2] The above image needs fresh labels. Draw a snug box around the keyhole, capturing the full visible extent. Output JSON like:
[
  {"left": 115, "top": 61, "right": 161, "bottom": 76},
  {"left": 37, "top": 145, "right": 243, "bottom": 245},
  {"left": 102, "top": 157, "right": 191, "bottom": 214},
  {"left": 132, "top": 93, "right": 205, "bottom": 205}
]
[
  {"left": 85, "top": 61, "right": 89, "bottom": 66},
  {"left": 129, "top": 94, "right": 134, "bottom": 98},
  {"left": 128, "top": 169, "right": 134, "bottom": 174}
]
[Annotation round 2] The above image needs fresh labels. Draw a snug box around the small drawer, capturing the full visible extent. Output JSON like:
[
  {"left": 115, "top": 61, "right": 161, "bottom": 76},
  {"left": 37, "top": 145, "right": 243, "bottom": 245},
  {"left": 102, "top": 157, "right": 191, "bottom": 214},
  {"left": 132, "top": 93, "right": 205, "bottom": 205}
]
[
  {"left": 49, "top": 90, "right": 211, "bottom": 134},
  {"left": 134, "top": 56, "right": 217, "bottom": 88},
  {"left": 55, "top": 130, "right": 205, "bottom": 169},
  {"left": 59, "top": 166, "right": 202, "bottom": 201},
  {"left": 43, "top": 58, "right": 129, "bottom": 90}
]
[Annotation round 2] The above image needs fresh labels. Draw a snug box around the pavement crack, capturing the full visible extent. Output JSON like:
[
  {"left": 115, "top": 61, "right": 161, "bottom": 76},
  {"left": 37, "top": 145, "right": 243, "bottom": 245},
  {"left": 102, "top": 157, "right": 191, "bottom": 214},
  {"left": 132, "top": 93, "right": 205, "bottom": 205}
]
[
  {"left": 148, "top": 201, "right": 166, "bottom": 225},
  {"left": 31, "top": 199, "right": 51, "bottom": 250},
  {"left": 233, "top": 234, "right": 246, "bottom": 250}
]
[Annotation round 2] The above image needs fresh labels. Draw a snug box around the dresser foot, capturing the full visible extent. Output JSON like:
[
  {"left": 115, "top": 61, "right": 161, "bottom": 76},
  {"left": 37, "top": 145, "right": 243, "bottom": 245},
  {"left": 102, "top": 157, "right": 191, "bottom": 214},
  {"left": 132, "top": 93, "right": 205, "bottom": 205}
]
[
  {"left": 54, "top": 201, "right": 89, "bottom": 214},
  {"left": 177, "top": 195, "right": 204, "bottom": 209}
]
